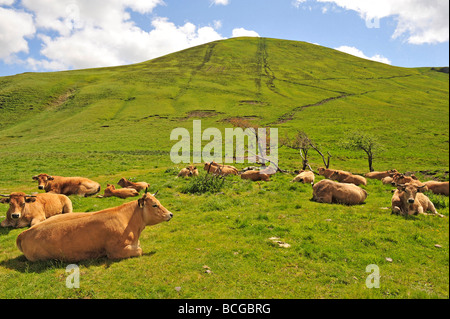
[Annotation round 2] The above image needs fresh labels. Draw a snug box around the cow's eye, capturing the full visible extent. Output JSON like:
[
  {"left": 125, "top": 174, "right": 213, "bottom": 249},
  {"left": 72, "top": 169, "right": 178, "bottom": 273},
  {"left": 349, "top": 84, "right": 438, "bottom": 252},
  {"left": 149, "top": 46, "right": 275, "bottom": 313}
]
[{"left": 153, "top": 204, "right": 159, "bottom": 208}]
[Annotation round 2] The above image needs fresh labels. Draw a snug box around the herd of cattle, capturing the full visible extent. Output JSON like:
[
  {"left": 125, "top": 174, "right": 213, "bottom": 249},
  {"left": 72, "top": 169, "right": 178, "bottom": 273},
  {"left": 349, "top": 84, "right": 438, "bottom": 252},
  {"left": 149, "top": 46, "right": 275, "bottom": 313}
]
[{"left": 0, "top": 162, "right": 448, "bottom": 262}]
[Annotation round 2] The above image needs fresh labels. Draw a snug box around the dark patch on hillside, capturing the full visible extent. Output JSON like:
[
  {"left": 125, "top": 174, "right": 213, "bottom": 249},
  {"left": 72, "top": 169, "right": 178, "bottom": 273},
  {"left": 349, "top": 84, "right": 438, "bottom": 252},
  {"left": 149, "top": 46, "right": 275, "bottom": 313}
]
[{"left": 431, "top": 67, "right": 449, "bottom": 74}]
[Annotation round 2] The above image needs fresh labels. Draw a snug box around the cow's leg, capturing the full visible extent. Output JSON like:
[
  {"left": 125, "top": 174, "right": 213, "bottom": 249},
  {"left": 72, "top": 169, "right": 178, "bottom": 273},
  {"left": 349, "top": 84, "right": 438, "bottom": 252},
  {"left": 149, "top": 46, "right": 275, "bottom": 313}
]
[
  {"left": 427, "top": 202, "right": 444, "bottom": 218},
  {"left": 314, "top": 193, "right": 333, "bottom": 204},
  {"left": 107, "top": 243, "right": 143, "bottom": 260},
  {"left": 30, "top": 217, "right": 45, "bottom": 227}
]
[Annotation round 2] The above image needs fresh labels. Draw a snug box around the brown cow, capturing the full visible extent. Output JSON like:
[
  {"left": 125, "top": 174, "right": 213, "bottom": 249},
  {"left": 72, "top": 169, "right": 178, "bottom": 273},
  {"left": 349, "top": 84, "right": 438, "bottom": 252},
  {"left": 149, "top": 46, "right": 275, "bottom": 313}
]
[
  {"left": 393, "top": 183, "right": 443, "bottom": 217},
  {"left": 329, "top": 170, "right": 367, "bottom": 186},
  {"left": 291, "top": 170, "right": 315, "bottom": 184},
  {"left": 32, "top": 174, "right": 101, "bottom": 197},
  {"left": 1, "top": 192, "right": 72, "bottom": 228},
  {"left": 177, "top": 165, "right": 199, "bottom": 178},
  {"left": 204, "top": 162, "right": 238, "bottom": 176},
  {"left": 423, "top": 181, "right": 449, "bottom": 196},
  {"left": 240, "top": 170, "right": 270, "bottom": 182},
  {"left": 103, "top": 184, "right": 139, "bottom": 199},
  {"left": 312, "top": 179, "right": 368, "bottom": 205},
  {"left": 381, "top": 176, "right": 394, "bottom": 185},
  {"left": 365, "top": 169, "right": 398, "bottom": 180},
  {"left": 117, "top": 178, "right": 149, "bottom": 192},
  {"left": 391, "top": 173, "right": 423, "bottom": 187},
  {"left": 16, "top": 192, "right": 173, "bottom": 262},
  {"left": 318, "top": 167, "right": 338, "bottom": 178}
]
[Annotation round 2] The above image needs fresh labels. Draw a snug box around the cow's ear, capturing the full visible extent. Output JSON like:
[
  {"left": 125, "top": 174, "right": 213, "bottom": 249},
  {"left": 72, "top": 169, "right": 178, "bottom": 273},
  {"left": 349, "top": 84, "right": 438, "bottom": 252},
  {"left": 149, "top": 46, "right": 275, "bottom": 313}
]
[
  {"left": 138, "top": 198, "right": 146, "bottom": 208},
  {"left": 48, "top": 176, "right": 54, "bottom": 180},
  {"left": 32, "top": 176, "right": 38, "bottom": 180},
  {"left": 411, "top": 175, "right": 418, "bottom": 180},
  {"left": 397, "top": 185, "right": 406, "bottom": 192},
  {"left": 25, "top": 197, "right": 37, "bottom": 203},
  {"left": 0, "top": 198, "right": 10, "bottom": 204},
  {"left": 417, "top": 185, "right": 427, "bottom": 193}
]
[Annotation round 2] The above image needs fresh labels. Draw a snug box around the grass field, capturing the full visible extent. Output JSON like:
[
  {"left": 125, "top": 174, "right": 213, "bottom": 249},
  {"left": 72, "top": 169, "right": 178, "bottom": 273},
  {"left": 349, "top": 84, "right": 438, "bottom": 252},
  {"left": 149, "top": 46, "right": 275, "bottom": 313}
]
[{"left": 0, "top": 37, "right": 448, "bottom": 299}]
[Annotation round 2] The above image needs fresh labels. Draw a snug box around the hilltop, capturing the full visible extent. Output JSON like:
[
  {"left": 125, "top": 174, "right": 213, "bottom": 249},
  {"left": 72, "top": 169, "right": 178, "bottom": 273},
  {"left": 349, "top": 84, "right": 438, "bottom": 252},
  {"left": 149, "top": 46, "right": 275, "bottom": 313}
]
[{"left": 0, "top": 37, "right": 448, "bottom": 183}]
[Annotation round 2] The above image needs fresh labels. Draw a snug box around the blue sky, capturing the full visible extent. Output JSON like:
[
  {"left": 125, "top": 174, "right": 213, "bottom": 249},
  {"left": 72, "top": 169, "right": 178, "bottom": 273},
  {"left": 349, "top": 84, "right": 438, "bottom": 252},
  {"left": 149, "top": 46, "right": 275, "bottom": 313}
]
[{"left": 0, "top": 0, "right": 448, "bottom": 77}]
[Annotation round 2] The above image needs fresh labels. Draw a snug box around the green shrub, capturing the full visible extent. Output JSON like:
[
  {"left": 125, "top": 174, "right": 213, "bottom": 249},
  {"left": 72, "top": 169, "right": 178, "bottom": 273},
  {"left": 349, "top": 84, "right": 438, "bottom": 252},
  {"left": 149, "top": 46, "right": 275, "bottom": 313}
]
[{"left": 180, "top": 174, "right": 227, "bottom": 194}]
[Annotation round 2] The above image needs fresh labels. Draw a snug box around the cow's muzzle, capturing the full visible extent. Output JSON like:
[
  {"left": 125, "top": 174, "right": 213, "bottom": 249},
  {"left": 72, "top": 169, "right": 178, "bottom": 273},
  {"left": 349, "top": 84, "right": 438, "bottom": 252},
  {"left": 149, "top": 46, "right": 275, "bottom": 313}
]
[
  {"left": 408, "top": 199, "right": 415, "bottom": 204},
  {"left": 167, "top": 213, "right": 174, "bottom": 221},
  {"left": 11, "top": 213, "right": 20, "bottom": 219},
  {"left": 38, "top": 185, "right": 44, "bottom": 190}
]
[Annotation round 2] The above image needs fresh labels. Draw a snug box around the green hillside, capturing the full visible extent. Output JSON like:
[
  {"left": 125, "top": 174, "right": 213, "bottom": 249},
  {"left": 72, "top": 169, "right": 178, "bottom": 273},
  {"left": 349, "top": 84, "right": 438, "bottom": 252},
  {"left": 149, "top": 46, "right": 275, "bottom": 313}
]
[
  {"left": 0, "top": 37, "right": 448, "bottom": 180},
  {"left": 0, "top": 37, "right": 448, "bottom": 299}
]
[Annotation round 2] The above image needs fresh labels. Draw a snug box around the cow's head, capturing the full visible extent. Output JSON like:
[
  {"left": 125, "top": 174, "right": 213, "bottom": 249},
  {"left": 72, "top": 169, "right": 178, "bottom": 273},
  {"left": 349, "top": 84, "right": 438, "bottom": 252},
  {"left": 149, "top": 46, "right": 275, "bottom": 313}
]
[
  {"left": 106, "top": 184, "right": 116, "bottom": 190},
  {"left": 0, "top": 192, "right": 37, "bottom": 221},
  {"left": 32, "top": 174, "right": 54, "bottom": 190},
  {"left": 204, "top": 162, "right": 212, "bottom": 171},
  {"left": 117, "top": 178, "right": 127, "bottom": 188},
  {"left": 318, "top": 167, "right": 327, "bottom": 176},
  {"left": 397, "top": 183, "right": 427, "bottom": 204},
  {"left": 186, "top": 165, "right": 197, "bottom": 176},
  {"left": 388, "top": 169, "right": 398, "bottom": 176},
  {"left": 391, "top": 173, "right": 418, "bottom": 186},
  {"left": 329, "top": 170, "right": 341, "bottom": 180},
  {"left": 138, "top": 190, "right": 173, "bottom": 226}
]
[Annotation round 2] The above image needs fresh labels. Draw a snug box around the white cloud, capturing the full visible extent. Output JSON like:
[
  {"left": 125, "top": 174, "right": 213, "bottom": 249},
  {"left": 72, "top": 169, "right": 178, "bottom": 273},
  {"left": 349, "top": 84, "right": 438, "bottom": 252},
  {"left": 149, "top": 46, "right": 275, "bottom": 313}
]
[
  {"left": 232, "top": 28, "right": 260, "bottom": 38},
  {"left": 27, "top": 17, "right": 224, "bottom": 71},
  {"left": 292, "top": 0, "right": 307, "bottom": 8},
  {"left": 0, "top": 7, "right": 35, "bottom": 60},
  {"left": 211, "top": 0, "right": 230, "bottom": 5},
  {"left": 0, "top": 0, "right": 15, "bottom": 5},
  {"left": 317, "top": 0, "right": 449, "bottom": 44},
  {"left": 335, "top": 45, "right": 391, "bottom": 64},
  {"left": 13, "top": 1, "right": 225, "bottom": 71}
]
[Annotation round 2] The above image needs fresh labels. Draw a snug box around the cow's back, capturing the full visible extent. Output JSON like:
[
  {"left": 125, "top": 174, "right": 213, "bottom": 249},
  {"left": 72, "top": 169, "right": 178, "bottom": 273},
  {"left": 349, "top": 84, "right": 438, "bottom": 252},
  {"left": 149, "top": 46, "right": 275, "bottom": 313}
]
[
  {"left": 17, "top": 211, "right": 112, "bottom": 262},
  {"left": 50, "top": 176, "right": 100, "bottom": 196},
  {"left": 37, "top": 193, "right": 72, "bottom": 217}
]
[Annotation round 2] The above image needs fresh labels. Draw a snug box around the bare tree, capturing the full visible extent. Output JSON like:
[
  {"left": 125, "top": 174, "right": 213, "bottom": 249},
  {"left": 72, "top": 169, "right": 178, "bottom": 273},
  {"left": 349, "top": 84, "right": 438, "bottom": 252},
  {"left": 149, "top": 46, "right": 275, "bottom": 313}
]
[
  {"left": 340, "top": 131, "right": 383, "bottom": 172},
  {"left": 281, "top": 130, "right": 332, "bottom": 171}
]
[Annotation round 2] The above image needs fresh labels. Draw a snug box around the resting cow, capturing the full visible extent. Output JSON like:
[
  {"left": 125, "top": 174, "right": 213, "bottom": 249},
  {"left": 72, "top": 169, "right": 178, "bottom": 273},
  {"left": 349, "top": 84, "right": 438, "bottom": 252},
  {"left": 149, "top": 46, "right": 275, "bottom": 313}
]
[
  {"left": 312, "top": 179, "right": 368, "bottom": 205},
  {"left": 365, "top": 169, "right": 398, "bottom": 180},
  {"left": 1, "top": 192, "right": 72, "bottom": 228},
  {"left": 240, "top": 170, "right": 270, "bottom": 182},
  {"left": 391, "top": 173, "right": 423, "bottom": 187},
  {"left": 204, "top": 162, "right": 238, "bottom": 176},
  {"left": 423, "top": 181, "right": 449, "bottom": 196},
  {"left": 103, "top": 184, "right": 139, "bottom": 199},
  {"left": 33, "top": 173, "right": 101, "bottom": 197},
  {"left": 16, "top": 191, "right": 173, "bottom": 262},
  {"left": 177, "top": 165, "right": 199, "bottom": 178},
  {"left": 392, "top": 183, "right": 443, "bottom": 217},
  {"left": 117, "top": 178, "right": 149, "bottom": 192},
  {"left": 329, "top": 170, "right": 367, "bottom": 186},
  {"left": 318, "top": 167, "right": 338, "bottom": 179},
  {"left": 291, "top": 170, "right": 315, "bottom": 184}
]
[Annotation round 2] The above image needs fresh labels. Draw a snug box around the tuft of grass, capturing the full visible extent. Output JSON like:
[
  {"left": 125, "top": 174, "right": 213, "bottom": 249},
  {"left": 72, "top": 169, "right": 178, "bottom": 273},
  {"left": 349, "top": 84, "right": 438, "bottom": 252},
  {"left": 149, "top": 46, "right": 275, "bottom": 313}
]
[{"left": 180, "top": 174, "right": 227, "bottom": 194}]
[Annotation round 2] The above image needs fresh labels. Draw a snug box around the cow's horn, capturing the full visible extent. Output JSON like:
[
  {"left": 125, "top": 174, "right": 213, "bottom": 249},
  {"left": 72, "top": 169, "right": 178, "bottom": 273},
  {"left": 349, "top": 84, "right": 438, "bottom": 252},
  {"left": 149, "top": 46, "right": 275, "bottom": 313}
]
[
  {"left": 0, "top": 194, "right": 10, "bottom": 197},
  {"left": 153, "top": 190, "right": 159, "bottom": 197},
  {"left": 24, "top": 194, "right": 37, "bottom": 197}
]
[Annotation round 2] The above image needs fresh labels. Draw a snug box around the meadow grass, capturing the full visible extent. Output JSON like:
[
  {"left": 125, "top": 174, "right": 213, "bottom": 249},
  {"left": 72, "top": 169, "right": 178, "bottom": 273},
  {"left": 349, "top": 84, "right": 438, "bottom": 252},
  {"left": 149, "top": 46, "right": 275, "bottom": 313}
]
[{"left": 0, "top": 37, "right": 448, "bottom": 299}]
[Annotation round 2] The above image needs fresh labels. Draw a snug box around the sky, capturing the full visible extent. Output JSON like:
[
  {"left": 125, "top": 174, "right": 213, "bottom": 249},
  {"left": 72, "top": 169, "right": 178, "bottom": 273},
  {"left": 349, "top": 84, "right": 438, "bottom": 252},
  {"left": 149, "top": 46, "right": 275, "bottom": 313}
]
[{"left": 0, "top": 0, "right": 448, "bottom": 77}]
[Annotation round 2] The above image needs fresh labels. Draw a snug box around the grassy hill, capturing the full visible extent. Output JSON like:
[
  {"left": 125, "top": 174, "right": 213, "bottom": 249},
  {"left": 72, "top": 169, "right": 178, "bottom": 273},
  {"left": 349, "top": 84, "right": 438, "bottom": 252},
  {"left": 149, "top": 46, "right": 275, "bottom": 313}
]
[{"left": 0, "top": 37, "right": 448, "bottom": 299}]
